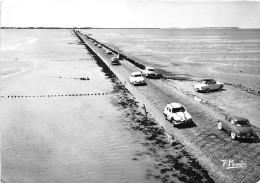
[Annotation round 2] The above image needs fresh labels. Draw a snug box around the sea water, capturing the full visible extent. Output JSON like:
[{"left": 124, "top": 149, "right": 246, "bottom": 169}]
[{"left": 1, "top": 29, "right": 213, "bottom": 183}]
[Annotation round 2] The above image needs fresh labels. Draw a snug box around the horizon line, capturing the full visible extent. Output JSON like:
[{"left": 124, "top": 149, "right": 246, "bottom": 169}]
[{"left": 2, "top": 26, "right": 260, "bottom": 29}]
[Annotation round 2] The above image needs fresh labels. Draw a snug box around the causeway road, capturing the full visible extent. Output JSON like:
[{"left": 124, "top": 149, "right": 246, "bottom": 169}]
[{"left": 75, "top": 30, "right": 260, "bottom": 183}]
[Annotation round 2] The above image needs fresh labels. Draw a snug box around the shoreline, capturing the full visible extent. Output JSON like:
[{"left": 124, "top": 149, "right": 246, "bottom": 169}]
[
  {"left": 0, "top": 68, "right": 26, "bottom": 79},
  {"left": 74, "top": 30, "right": 260, "bottom": 183}
]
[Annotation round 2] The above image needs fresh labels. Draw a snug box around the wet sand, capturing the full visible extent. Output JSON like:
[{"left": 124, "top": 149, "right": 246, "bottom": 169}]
[
  {"left": 166, "top": 80, "right": 260, "bottom": 128},
  {"left": 1, "top": 29, "right": 214, "bottom": 183}
]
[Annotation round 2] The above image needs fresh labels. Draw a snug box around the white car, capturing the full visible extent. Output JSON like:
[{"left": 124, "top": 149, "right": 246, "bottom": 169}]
[
  {"left": 193, "top": 79, "right": 224, "bottom": 93},
  {"left": 106, "top": 50, "right": 113, "bottom": 54},
  {"left": 163, "top": 103, "right": 192, "bottom": 126},
  {"left": 97, "top": 44, "right": 102, "bottom": 48},
  {"left": 129, "top": 72, "right": 146, "bottom": 86},
  {"left": 141, "top": 67, "right": 159, "bottom": 78}
]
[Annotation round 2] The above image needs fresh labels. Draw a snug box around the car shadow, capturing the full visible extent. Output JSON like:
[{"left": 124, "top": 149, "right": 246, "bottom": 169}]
[
  {"left": 146, "top": 77, "right": 161, "bottom": 80},
  {"left": 198, "top": 89, "right": 227, "bottom": 94},
  {"left": 237, "top": 137, "right": 260, "bottom": 143},
  {"left": 176, "top": 121, "right": 197, "bottom": 129},
  {"left": 134, "top": 83, "right": 148, "bottom": 87}
]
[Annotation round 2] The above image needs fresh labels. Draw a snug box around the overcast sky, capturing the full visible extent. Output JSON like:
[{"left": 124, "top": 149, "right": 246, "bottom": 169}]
[{"left": 1, "top": 0, "right": 260, "bottom": 28}]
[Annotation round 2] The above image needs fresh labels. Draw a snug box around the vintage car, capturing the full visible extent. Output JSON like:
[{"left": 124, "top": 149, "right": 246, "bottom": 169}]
[
  {"left": 129, "top": 72, "right": 146, "bottom": 85},
  {"left": 218, "top": 115, "right": 257, "bottom": 140},
  {"left": 193, "top": 79, "right": 224, "bottom": 93},
  {"left": 163, "top": 103, "right": 192, "bottom": 126},
  {"left": 110, "top": 57, "right": 120, "bottom": 65},
  {"left": 141, "top": 67, "right": 159, "bottom": 78},
  {"left": 106, "top": 50, "right": 113, "bottom": 54}
]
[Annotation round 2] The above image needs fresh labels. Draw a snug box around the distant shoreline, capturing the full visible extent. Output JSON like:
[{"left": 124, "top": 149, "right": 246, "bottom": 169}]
[{"left": 3, "top": 27, "right": 260, "bottom": 30}]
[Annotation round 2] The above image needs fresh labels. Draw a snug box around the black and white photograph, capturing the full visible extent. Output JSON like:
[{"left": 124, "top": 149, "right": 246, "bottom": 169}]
[{"left": 1, "top": 0, "right": 260, "bottom": 182}]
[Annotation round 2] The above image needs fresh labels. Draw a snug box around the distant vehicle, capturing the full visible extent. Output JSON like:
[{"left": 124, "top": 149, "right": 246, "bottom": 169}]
[
  {"left": 218, "top": 115, "right": 257, "bottom": 140},
  {"left": 163, "top": 103, "right": 192, "bottom": 126},
  {"left": 193, "top": 79, "right": 224, "bottom": 93},
  {"left": 94, "top": 43, "right": 98, "bottom": 46},
  {"left": 106, "top": 50, "right": 113, "bottom": 54},
  {"left": 111, "top": 57, "right": 120, "bottom": 65},
  {"left": 141, "top": 67, "right": 159, "bottom": 78},
  {"left": 129, "top": 72, "right": 146, "bottom": 85},
  {"left": 117, "top": 53, "right": 123, "bottom": 60},
  {"left": 97, "top": 44, "right": 102, "bottom": 48}
]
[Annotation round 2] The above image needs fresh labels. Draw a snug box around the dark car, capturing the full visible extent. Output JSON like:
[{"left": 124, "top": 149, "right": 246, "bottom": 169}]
[
  {"left": 218, "top": 115, "right": 257, "bottom": 140},
  {"left": 110, "top": 57, "right": 120, "bottom": 65}
]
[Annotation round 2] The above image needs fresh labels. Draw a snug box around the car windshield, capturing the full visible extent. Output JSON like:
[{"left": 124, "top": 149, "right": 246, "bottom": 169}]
[
  {"left": 148, "top": 69, "right": 155, "bottom": 71},
  {"left": 201, "top": 81, "right": 207, "bottom": 84},
  {"left": 172, "top": 107, "right": 185, "bottom": 113},
  {"left": 236, "top": 121, "right": 250, "bottom": 127},
  {"left": 134, "top": 74, "right": 142, "bottom": 77}
]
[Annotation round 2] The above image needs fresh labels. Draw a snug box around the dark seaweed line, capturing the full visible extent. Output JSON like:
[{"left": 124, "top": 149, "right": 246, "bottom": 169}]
[{"left": 74, "top": 30, "right": 117, "bottom": 82}]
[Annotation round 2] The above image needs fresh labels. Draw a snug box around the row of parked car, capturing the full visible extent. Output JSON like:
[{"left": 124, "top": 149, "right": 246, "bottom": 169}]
[
  {"left": 129, "top": 67, "right": 159, "bottom": 85},
  {"left": 94, "top": 40, "right": 257, "bottom": 141}
]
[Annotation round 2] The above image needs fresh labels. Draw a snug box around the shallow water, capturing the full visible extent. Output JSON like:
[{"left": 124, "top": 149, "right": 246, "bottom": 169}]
[
  {"left": 1, "top": 29, "right": 213, "bottom": 183},
  {"left": 81, "top": 28, "right": 260, "bottom": 90},
  {"left": 0, "top": 29, "right": 159, "bottom": 183}
]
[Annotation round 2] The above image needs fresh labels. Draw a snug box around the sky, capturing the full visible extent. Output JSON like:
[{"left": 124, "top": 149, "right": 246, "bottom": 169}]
[{"left": 1, "top": 0, "right": 260, "bottom": 28}]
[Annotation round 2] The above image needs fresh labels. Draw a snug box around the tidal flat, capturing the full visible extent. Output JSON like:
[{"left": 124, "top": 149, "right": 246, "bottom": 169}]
[
  {"left": 81, "top": 28, "right": 260, "bottom": 128},
  {"left": 1, "top": 29, "right": 213, "bottom": 183}
]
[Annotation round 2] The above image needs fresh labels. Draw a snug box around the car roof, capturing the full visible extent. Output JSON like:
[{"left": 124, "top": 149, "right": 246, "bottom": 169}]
[
  {"left": 111, "top": 56, "right": 118, "bottom": 60},
  {"left": 168, "top": 103, "right": 183, "bottom": 108},
  {"left": 146, "top": 67, "right": 154, "bottom": 69},
  {"left": 200, "top": 79, "right": 215, "bottom": 82},
  {"left": 131, "top": 71, "right": 142, "bottom": 75},
  {"left": 229, "top": 115, "right": 249, "bottom": 122}
]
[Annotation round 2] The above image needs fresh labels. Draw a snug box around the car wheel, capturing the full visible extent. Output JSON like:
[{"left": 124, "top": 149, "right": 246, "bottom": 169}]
[
  {"left": 231, "top": 131, "right": 236, "bottom": 140},
  {"left": 205, "top": 88, "right": 210, "bottom": 93},
  {"left": 219, "top": 85, "right": 223, "bottom": 91},
  {"left": 218, "top": 122, "right": 223, "bottom": 130},
  {"left": 170, "top": 118, "right": 173, "bottom": 123}
]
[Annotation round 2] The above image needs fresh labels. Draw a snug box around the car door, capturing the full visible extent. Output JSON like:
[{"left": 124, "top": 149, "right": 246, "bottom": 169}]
[
  {"left": 166, "top": 107, "right": 172, "bottom": 120},
  {"left": 206, "top": 81, "right": 213, "bottom": 90},
  {"left": 226, "top": 118, "right": 235, "bottom": 133},
  {"left": 210, "top": 81, "right": 217, "bottom": 90},
  {"left": 221, "top": 116, "right": 228, "bottom": 130},
  {"left": 211, "top": 81, "right": 219, "bottom": 90},
  {"left": 212, "top": 81, "right": 219, "bottom": 90},
  {"left": 165, "top": 107, "right": 169, "bottom": 120}
]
